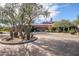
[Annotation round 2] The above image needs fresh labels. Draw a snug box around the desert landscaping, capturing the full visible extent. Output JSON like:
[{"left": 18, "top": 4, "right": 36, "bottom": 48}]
[
  {"left": 0, "top": 32, "right": 79, "bottom": 56},
  {"left": 0, "top": 3, "right": 79, "bottom": 56}
]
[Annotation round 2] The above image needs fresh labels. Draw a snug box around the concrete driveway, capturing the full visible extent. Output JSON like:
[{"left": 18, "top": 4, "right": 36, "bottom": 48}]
[{"left": 0, "top": 32, "right": 79, "bottom": 56}]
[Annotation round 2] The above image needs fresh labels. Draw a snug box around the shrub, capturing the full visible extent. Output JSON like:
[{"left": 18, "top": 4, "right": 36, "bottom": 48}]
[
  {"left": 0, "top": 28, "right": 10, "bottom": 32},
  {"left": 69, "top": 29, "right": 76, "bottom": 35},
  {"left": 0, "top": 32, "right": 3, "bottom": 34},
  {"left": 45, "top": 30, "right": 51, "bottom": 32}
]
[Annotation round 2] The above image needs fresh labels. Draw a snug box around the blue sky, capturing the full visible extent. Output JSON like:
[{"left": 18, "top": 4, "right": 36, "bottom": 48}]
[
  {"left": 54, "top": 3, "right": 79, "bottom": 21},
  {"left": 34, "top": 3, "right": 79, "bottom": 24},
  {"left": 1, "top": 3, "right": 79, "bottom": 24}
]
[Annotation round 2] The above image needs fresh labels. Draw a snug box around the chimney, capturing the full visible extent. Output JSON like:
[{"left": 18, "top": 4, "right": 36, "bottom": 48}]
[{"left": 50, "top": 18, "right": 53, "bottom": 23}]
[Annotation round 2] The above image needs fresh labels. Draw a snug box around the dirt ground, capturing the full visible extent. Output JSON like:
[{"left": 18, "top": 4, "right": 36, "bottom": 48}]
[{"left": 0, "top": 32, "right": 79, "bottom": 56}]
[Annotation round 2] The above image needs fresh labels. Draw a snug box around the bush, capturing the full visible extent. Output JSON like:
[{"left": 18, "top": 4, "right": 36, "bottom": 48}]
[
  {"left": 69, "top": 29, "right": 76, "bottom": 35},
  {"left": 0, "top": 32, "right": 3, "bottom": 34},
  {"left": 45, "top": 30, "right": 49, "bottom": 32},
  {"left": 0, "top": 28, "right": 10, "bottom": 32}
]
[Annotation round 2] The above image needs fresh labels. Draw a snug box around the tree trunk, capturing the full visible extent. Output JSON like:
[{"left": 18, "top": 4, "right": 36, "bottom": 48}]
[
  {"left": 27, "top": 33, "right": 30, "bottom": 40},
  {"left": 14, "top": 31, "right": 18, "bottom": 38},
  {"left": 26, "top": 26, "right": 31, "bottom": 40},
  {"left": 10, "top": 25, "right": 18, "bottom": 39},
  {"left": 10, "top": 30, "right": 13, "bottom": 39},
  {"left": 25, "top": 24, "right": 32, "bottom": 40},
  {"left": 18, "top": 24, "right": 25, "bottom": 39},
  {"left": 68, "top": 27, "right": 70, "bottom": 32}
]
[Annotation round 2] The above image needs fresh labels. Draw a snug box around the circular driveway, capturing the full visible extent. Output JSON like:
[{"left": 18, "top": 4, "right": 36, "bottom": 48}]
[{"left": 0, "top": 32, "right": 79, "bottom": 56}]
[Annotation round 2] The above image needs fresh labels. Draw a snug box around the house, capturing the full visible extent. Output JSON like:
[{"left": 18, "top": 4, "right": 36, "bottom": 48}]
[{"left": 31, "top": 21, "right": 53, "bottom": 32}]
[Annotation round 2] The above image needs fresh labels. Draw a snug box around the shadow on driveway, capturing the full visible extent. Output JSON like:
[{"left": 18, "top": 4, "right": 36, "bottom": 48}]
[{"left": 30, "top": 39, "right": 79, "bottom": 56}]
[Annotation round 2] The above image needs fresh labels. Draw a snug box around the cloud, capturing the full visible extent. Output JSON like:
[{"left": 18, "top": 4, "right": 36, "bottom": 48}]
[
  {"left": 39, "top": 3, "right": 70, "bottom": 21},
  {"left": 40, "top": 3, "right": 60, "bottom": 21},
  {"left": 48, "top": 5, "right": 60, "bottom": 19},
  {"left": 33, "top": 3, "right": 60, "bottom": 24}
]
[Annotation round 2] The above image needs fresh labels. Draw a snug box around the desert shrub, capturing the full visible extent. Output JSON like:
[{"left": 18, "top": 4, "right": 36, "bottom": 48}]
[
  {"left": 0, "top": 32, "right": 3, "bottom": 34},
  {"left": 45, "top": 29, "right": 50, "bottom": 32},
  {"left": 0, "top": 27, "right": 10, "bottom": 32},
  {"left": 69, "top": 29, "right": 76, "bottom": 35}
]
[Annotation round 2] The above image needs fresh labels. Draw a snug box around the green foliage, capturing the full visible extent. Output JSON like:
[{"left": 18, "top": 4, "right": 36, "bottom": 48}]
[
  {"left": 0, "top": 28, "right": 10, "bottom": 32},
  {"left": 45, "top": 30, "right": 51, "bottom": 32},
  {"left": 0, "top": 3, "right": 51, "bottom": 39},
  {"left": 73, "top": 20, "right": 79, "bottom": 26},
  {"left": 53, "top": 19, "right": 74, "bottom": 32},
  {"left": 73, "top": 15, "right": 79, "bottom": 26},
  {"left": 53, "top": 19, "right": 73, "bottom": 28}
]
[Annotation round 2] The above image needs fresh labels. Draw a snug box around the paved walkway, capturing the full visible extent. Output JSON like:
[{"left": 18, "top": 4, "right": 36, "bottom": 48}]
[{"left": 0, "top": 32, "right": 79, "bottom": 56}]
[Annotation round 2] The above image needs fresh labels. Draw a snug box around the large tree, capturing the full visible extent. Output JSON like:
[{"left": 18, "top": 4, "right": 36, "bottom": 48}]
[
  {"left": 2, "top": 3, "right": 20, "bottom": 39},
  {"left": 0, "top": 3, "right": 50, "bottom": 40},
  {"left": 18, "top": 3, "right": 50, "bottom": 40}
]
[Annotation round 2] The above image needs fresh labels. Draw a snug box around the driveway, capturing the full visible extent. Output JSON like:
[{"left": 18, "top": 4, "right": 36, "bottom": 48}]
[{"left": 0, "top": 32, "right": 79, "bottom": 56}]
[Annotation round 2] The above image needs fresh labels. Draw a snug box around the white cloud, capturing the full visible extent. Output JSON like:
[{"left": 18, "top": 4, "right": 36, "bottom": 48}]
[
  {"left": 39, "top": 3, "right": 60, "bottom": 21},
  {"left": 48, "top": 5, "right": 60, "bottom": 18}
]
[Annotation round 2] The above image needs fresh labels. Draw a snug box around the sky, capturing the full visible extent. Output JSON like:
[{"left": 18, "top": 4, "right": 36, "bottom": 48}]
[
  {"left": 0, "top": 3, "right": 79, "bottom": 24},
  {"left": 33, "top": 3, "right": 79, "bottom": 24}
]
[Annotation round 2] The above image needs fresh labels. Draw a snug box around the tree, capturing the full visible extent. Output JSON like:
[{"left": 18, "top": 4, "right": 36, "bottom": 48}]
[
  {"left": 2, "top": 3, "right": 20, "bottom": 39},
  {"left": 19, "top": 3, "right": 51, "bottom": 40},
  {"left": 53, "top": 19, "right": 73, "bottom": 32},
  {"left": 0, "top": 3, "right": 50, "bottom": 40},
  {"left": 73, "top": 15, "right": 79, "bottom": 26}
]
